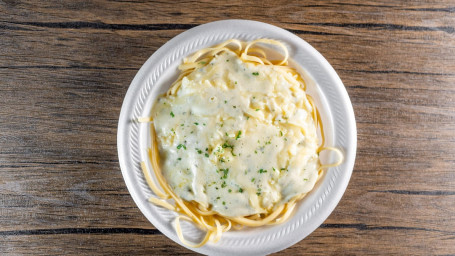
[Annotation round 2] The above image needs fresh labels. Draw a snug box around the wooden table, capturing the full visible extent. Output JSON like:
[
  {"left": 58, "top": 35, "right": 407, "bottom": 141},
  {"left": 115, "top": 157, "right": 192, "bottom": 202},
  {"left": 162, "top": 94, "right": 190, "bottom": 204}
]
[{"left": 1, "top": 1, "right": 454, "bottom": 255}]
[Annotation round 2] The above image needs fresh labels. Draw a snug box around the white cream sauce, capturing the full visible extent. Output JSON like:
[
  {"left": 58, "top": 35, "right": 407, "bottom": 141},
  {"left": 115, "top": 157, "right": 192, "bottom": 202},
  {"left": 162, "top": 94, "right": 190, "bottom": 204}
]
[{"left": 152, "top": 51, "right": 319, "bottom": 217}]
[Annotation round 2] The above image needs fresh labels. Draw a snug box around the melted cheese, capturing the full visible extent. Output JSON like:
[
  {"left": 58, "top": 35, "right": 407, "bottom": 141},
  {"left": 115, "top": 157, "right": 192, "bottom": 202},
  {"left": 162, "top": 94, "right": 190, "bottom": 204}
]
[{"left": 152, "top": 51, "right": 319, "bottom": 217}]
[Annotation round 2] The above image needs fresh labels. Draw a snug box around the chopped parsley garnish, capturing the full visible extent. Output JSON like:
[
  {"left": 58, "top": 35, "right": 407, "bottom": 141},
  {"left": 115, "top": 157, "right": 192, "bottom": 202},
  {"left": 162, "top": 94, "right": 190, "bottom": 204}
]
[
  {"left": 235, "top": 81, "right": 237, "bottom": 84},
  {"left": 251, "top": 178, "right": 255, "bottom": 182},
  {"left": 221, "top": 181, "right": 227, "bottom": 188},
  {"left": 222, "top": 142, "right": 234, "bottom": 149},
  {"left": 258, "top": 169, "right": 267, "bottom": 173},
  {"left": 204, "top": 153, "right": 209, "bottom": 157},
  {"left": 224, "top": 100, "right": 227, "bottom": 104},
  {"left": 222, "top": 201, "right": 226, "bottom": 205},
  {"left": 252, "top": 72, "right": 259, "bottom": 76},
  {"left": 228, "top": 189, "right": 232, "bottom": 193},
  {"left": 220, "top": 168, "right": 229, "bottom": 179},
  {"left": 177, "top": 158, "right": 182, "bottom": 161},
  {"left": 304, "top": 178, "right": 309, "bottom": 181},
  {"left": 199, "top": 61, "right": 206, "bottom": 65},
  {"left": 194, "top": 122, "right": 199, "bottom": 125},
  {"left": 226, "top": 59, "right": 229, "bottom": 62},
  {"left": 170, "top": 111, "right": 175, "bottom": 117},
  {"left": 216, "top": 196, "right": 220, "bottom": 200},
  {"left": 257, "top": 188, "right": 262, "bottom": 195},
  {"left": 255, "top": 109, "right": 260, "bottom": 111},
  {"left": 238, "top": 188, "right": 244, "bottom": 193},
  {"left": 235, "top": 131, "right": 242, "bottom": 140},
  {"left": 196, "top": 149, "right": 202, "bottom": 154},
  {"left": 280, "top": 131, "right": 283, "bottom": 136},
  {"left": 176, "top": 144, "right": 186, "bottom": 150}
]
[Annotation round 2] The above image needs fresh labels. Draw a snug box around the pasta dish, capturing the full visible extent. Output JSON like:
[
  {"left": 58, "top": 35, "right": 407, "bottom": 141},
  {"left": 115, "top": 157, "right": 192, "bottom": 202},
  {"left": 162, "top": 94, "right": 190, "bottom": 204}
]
[{"left": 139, "top": 39, "right": 343, "bottom": 247}]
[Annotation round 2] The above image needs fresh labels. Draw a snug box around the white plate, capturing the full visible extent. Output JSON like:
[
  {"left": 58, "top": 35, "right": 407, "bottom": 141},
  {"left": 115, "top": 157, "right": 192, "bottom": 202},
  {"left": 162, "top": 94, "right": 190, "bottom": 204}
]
[{"left": 118, "top": 20, "right": 356, "bottom": 255}]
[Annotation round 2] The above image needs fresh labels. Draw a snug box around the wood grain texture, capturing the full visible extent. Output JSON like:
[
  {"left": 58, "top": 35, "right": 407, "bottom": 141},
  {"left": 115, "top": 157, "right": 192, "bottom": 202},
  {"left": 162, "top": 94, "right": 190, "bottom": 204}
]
[{"left": 0, "top": 0, "right": 454, "bottom": 255}]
